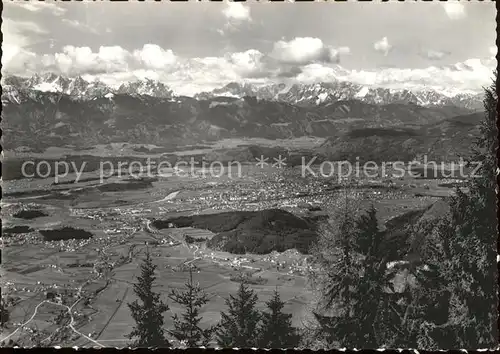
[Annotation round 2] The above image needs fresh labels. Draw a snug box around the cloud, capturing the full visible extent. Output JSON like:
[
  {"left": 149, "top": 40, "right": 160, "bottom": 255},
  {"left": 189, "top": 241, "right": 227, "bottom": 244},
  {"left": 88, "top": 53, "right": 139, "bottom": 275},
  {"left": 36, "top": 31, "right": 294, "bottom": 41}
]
[
  {"left": 295, "top": 64, "right": 346, "bottom": 83},
  {"left": 276, "top": 66, "right": 303, "bottom": 78},
  {"left": 62, "top": 19, "right": 99, "bottom": 34},
  {"left": 2, "top": 19, "right": 47, "bottom": 49},
  {"left": 442, "top": 2, "right": 466, "bottom": 20},
  {"left": 271, "top": 37, "right": 350, "bottom": 65},
  {"left": 489, "top": 46, "right": 497, "bottom": 57},
  {"left": 336, "top": 47, "right": 351, "bottom": 55},
  {"left": 1, "top": 19, "right": 47, "bottom": 74},
  {"left": 344, "top": 58, "right": 495, "bottom": 95},
  {"left": 175, "top": 49, "right": 268, "bottom": 84},
  {"left": 2, "top": 45, "right": 38, "bottom": 75},
  {"left": 219, "top": 2, "right": 252, "bottom": 35},
  {"left": 10, "top": 2, "right": 66, "bottom": 16},
  {"left": 152, "top": 52, "right": 270, "bottom": 95},
  {"left": 45, "top": 45, "right": 134, "bottom": 75},
  {"left": 222, "top": 2, "right": 251, "bottom": 22},
  {"left": 7, "top": 21, "right": 47, "bottom": 36},
  {"left": 14, "top": 44, "right": 267, "bottom": 95},
  {"left": 55, "top": 47, "right": 97, "bottom": 74},
  {"left": 373, "top": 37, "right": 392, "bottom": 56},
  {"left": 39, "top": 44, "right": 176, "bottom": 77},
  {"left": 422, "top": 49, "right": 450, "bottom": 61},
  {"left": 3, "top": 41, "right": 495, "bottom": 97},
  {"left": 225, "top": 49, "right": 266, "bottom": 77},
  {"left": 133, "top": 44, "right": 177, "bottom": 70},
  {"left": 50, "top": 44, "right": 177, "bottom": 75},
  {"left": 328, "top": 46, "right": 351, "bottom": 63},
  {"left": 272, "top": 37, "right": 323, "bottom": 64}
]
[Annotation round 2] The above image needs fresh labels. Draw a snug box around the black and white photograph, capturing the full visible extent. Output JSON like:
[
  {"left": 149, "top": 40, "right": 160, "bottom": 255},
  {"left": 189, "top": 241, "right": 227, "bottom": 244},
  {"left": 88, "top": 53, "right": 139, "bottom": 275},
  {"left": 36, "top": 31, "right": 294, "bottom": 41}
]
[{"left": 1, "top": 0, "right": 498, "bottom": 349}]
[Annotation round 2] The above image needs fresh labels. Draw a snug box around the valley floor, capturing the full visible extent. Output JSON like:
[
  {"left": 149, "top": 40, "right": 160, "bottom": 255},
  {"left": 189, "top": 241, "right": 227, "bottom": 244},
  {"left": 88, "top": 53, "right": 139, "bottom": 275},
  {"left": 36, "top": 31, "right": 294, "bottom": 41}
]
[{"left": 1, "top": 158, "right": 459, "bottom": 347}]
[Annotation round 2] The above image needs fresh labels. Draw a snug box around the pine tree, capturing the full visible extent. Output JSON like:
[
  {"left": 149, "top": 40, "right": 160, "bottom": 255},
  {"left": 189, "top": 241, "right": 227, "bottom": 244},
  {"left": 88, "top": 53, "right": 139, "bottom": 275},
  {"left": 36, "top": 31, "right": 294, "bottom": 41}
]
[
  {"left": 354, "top": 203, "right": 383, "bottom": 256},
  {"left": 215, "top": 281, "right": 261, "bottom": 348},
  {"left": 0, "top": 297, "right": 9, "bottom": 328},
  {"left": 411, "top": 72, "right": 499, "bottom": 349},
  {"left": 353, "top": 204, "right": 394, "bottom": 348},
  {"left": 309, "top": 192, "right": 363, "bottom": 348},
  {"left": 375, "top": 74, "right": 499, "bottom": 349},
  {"left": 311, "top": 197, "right": 395, "bottom": 348},
  {"left": 167, "top": 268, "right": 216, "bottom": 347},
  {"left": 258, "top": 288, "right": 300, "bottom": 348},
  {"left": 441, "top": 73, "right": 498, "bottom": 348},
  {"left": 126, "top": 249, "right": 170, "bottom": 348}
]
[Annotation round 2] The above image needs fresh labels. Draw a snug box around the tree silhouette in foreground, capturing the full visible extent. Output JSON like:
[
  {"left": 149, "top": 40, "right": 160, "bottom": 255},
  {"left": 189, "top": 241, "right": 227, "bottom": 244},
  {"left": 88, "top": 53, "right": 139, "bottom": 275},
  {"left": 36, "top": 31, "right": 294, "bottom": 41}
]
[
  {"left": 216, "top": 281, "right": 261, "bottom": 348},
  {"left": 352, "top": 204, "right": 394, "bottom": 348},
  {"left": 167, "top": 268, "right": 216, "bottom": 347},
  {"left": 309, "top": 194, "right": 363, "bottom": 348},
  {"left": 0, "top": 297, "right": 9, "bottom": 328},
  {"left": 354, "top": 204, "right": 382, "bottom": 256},
  {"left": 258, "top": 288, "right": 300, "bottom": 348},
  {"left": 126, "top": 249, "right": 170, "bottom": 348},
  {"left": 439, "top": 73, "right": 498, "bottom": 348},
  {"left": 310, "top": 196, "right": 395, "bottom": 348}
]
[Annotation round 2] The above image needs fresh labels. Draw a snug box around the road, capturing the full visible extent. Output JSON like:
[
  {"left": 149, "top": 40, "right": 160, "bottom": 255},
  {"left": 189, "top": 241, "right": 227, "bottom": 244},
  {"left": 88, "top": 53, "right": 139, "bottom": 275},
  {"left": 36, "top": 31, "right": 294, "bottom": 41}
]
[
  {"left": 1, "top": 217, "right": 305, "bottom": 347},
  {"left": 0, "top": 279, "right": 106, "bottom": 348},
  {"left": 63, "top": 298, "right": 105, "bottom": 348},
  {"left": 0, "top": 298, "right": 104, "bottom": 347},
  {"left": 0, "top": 300, "right": 47, "bottom": 344}
]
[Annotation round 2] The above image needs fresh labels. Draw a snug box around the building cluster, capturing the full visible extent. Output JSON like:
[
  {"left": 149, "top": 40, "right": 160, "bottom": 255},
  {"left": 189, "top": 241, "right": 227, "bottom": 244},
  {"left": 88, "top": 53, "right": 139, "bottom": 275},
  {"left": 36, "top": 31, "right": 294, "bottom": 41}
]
[
  {"left": 2, "top": 232, "right": 43, "bottom": 246},
  {"left": 259, "top": 249, "right": 314, "bottom": 276},
  {"left": 173, "top": 173, "right": 422, "bottom": 213}
]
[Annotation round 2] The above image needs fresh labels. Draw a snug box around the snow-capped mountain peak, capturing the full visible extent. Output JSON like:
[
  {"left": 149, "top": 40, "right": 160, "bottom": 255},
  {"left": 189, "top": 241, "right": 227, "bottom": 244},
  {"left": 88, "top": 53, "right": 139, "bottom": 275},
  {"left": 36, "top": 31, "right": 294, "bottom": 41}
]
[
  {"left": 33, "top": 81, "right": 63, "bottom": 93},
  {"left": 195, "top": 80, "right": 483, "bottom": 110},
  {"left": 2, "top": 73, "right": 175, "bottom": 102},
  {"left": 1, "top": 73, "right": 483, "bottom": 110},
  {"left": 116, "top": 79, "right": 174, "bottom": 98},
  {"left": 1, "top": 84, "right": 21, "bottom": 105},
  {"left": 355, "top": 86, "right": 370, "bottom": 98}
]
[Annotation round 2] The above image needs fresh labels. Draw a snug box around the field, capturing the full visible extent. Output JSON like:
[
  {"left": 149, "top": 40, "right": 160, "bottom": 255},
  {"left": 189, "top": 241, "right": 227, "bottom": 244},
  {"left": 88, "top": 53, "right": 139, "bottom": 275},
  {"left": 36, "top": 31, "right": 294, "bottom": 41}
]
[{"left": 0, "top": 141, "right": 458, "bottom": 347}]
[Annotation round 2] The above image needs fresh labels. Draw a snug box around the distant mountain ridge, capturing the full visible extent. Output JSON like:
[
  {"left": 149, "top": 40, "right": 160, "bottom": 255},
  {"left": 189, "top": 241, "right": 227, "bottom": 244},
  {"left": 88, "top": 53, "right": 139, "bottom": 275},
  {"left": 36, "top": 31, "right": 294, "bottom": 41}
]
[
  {"left": 1, "top": 73, "right": 483, "bottom": 110},
  {"left": 2, "top": 73, "right": 174, "bottom": 103},
  {"left": 1, "top": 72, "right": 484, "bottom": 162},
  {"left": 1, "top": 80, "right": 480, "bottom": 161},
  {"left": 195, "top": 81, "right": 483, "bottom": 111}
]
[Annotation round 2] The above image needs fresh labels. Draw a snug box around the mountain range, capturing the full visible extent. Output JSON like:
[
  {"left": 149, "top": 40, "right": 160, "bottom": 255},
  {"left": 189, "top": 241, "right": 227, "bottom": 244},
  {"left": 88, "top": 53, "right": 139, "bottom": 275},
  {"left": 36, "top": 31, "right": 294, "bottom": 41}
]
[
  {"left": 1, "top": 73, "right": 484, "bottom": 162},
  {"left": 2, "top": 73, "right": 483, "bottom": 110},
  {"left": 2, "top": 73, "right": 174, "bottom": 104},
  {"left": 195, "top": 81, "right": 483, "bottom": 111}
]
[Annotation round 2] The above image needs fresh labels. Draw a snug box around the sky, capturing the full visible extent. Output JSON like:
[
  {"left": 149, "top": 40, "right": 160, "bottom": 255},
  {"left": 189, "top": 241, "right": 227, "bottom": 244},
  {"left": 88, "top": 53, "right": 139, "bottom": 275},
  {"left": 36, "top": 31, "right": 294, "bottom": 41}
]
[{"left": 2, "top": 0, "right": 497, "bottom": 95}]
